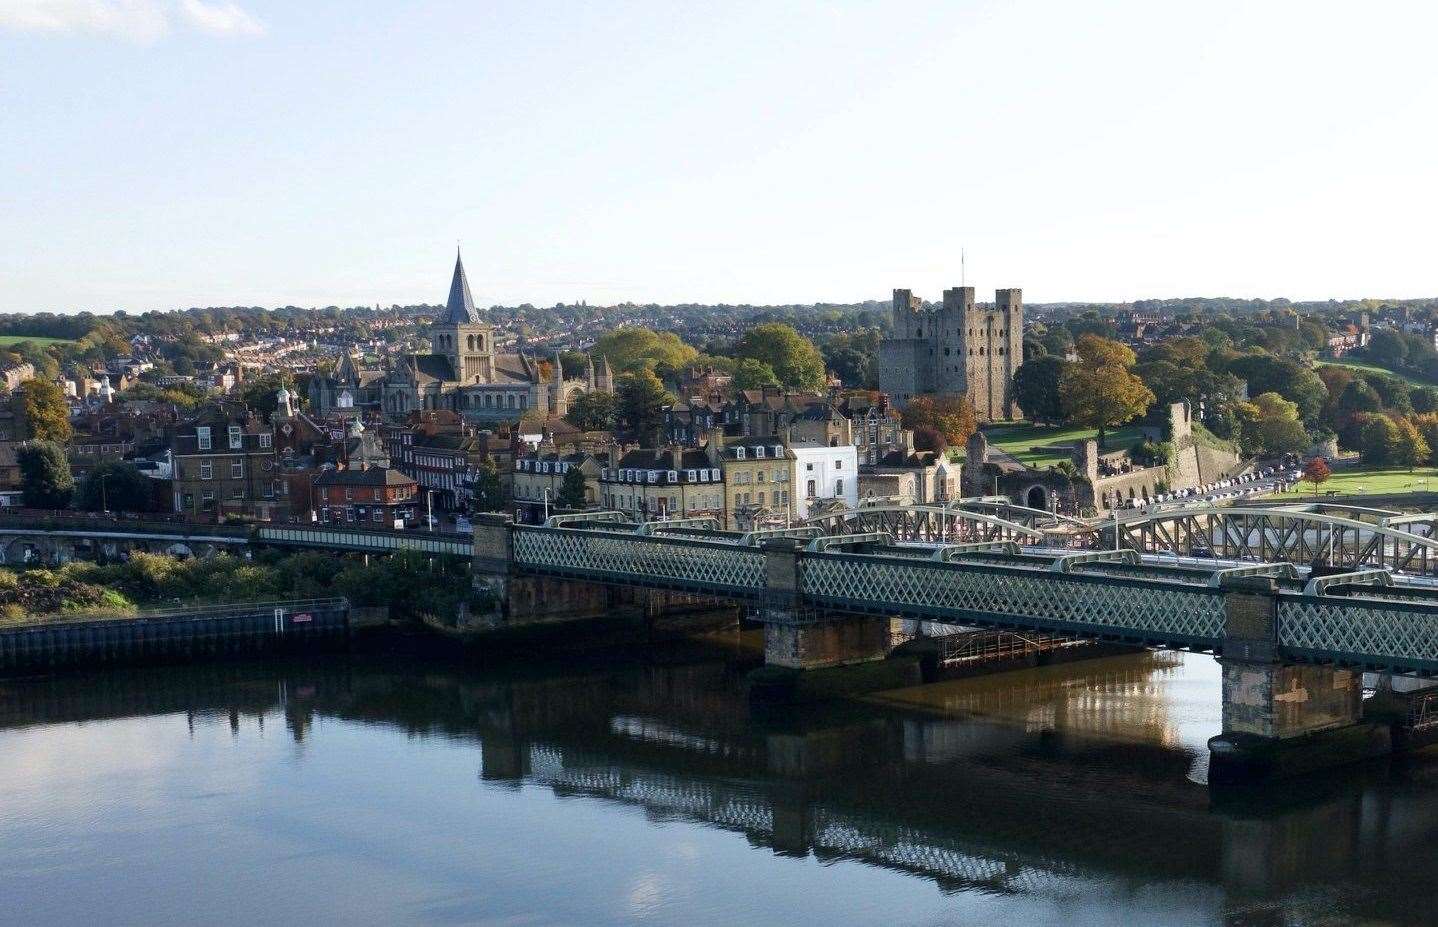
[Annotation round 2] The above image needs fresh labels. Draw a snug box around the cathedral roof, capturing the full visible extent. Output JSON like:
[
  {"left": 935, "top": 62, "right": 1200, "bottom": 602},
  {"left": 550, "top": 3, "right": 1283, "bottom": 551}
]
[{"left": 441, "top": 248, "right": 482, "bottom": 325}]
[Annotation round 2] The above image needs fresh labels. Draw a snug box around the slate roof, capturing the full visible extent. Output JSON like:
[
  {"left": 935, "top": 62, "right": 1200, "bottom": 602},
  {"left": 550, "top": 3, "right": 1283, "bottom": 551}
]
[
  {"left": 441, "top": 249, "right": 483, "bottom": 325},
  {"left": 314, "top": 467, "right": 416, "bottom": 487}
]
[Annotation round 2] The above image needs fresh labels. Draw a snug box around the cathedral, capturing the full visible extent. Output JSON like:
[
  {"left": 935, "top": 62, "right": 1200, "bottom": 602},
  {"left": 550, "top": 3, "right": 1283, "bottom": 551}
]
[
  {"left": 312, "top": 251, "right": 611, "bottom": 420},
  {"left": 878, "top": 285, "right": 1023, "bottom": 422}
]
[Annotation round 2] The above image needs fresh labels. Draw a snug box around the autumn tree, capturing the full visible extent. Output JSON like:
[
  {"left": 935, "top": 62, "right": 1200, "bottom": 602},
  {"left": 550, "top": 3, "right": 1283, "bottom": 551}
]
[
  {"left": 1301, "top": 457, "right": 1331, "bottom": 497},
  {"left": 12, "top": 378, "right": 72, "bottom": 443},
  {"left": 1394, "top": 416, "right": 1431, "bottom": 472},
  {"left": 1058, "top": 340, "right": 1155, "bottom": 447},
  {"left": 901, "top": 394, "right": 978, "bottom": 447}
]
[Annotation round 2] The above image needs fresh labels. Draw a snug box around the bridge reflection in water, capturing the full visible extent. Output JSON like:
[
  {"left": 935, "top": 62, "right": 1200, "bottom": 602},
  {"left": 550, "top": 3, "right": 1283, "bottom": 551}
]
[{"left": 6, "top": 650, "right": 1438, "bottom": 924}]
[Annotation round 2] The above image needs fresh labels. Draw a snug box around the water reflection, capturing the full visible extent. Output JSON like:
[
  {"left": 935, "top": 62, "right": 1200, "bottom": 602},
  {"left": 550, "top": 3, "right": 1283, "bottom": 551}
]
[{"left": 4, "top": 649, "right": 1438, "bottom": 925}]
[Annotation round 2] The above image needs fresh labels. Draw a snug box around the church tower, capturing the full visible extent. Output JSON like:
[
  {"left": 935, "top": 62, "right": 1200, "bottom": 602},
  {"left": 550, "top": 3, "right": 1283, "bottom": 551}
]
[{"left": 430, "top": 249, "right": 495, "bottom": 384}]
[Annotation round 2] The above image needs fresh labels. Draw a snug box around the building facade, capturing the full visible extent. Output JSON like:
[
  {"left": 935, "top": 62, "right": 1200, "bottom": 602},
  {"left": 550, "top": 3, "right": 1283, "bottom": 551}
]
[
  {"left": 312, "top": 468, "right": 418, "bottom": 526},
  {"left": 790, "top": 442, "right": 859, "bottom": 520},
  {"left": 600, "top": 448, "right": 724, "bottom": 521},
  {"left": 171, "top": 404, "right": 280, "bottom": 518},
  {"left": 878, "top": 285, "right": 1023, "bottom": 421},
  {"left": 717, "top": 440, "right": 794, "bottom": 530},
  {"left": 511, "top": 452, "right": 602, "bottom": 524}
]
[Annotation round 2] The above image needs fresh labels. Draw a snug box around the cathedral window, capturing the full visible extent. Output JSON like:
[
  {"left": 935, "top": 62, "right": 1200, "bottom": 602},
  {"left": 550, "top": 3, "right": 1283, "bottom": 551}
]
[
  {"left": 998, "top": 347, "right": 1004, "bottom": 355},
  {"left": 979, "top": 347, "right": 985, "bottom": 355}
]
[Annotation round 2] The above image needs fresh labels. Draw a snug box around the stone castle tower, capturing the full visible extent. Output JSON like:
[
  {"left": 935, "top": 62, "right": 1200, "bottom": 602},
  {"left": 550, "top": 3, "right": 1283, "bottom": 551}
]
[
  {"left": 431, "top": 249, "right": 495, "bottom": 384},
  {"left": 878, "top": 285, "right": 1023, "bottom": 421}
]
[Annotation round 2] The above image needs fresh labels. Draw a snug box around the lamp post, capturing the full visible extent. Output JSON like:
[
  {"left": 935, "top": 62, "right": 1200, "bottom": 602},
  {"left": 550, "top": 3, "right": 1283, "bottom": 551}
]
[
  {"left": 543, "top": 487, "right": 551, "bottom": 522},
  {"left": 426, "top": 490, "right": 435, "bottom": 532},
  {"left": 99, "top": 473, "right": 109, "bottom": 514}
]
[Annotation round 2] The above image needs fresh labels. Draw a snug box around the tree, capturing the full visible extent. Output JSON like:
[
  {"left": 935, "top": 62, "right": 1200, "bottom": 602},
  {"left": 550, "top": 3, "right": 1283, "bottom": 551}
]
[
  {"left": 1301, "top": 457, "right": 1331, "bottom": 496},
  {"left": 238, "top": 372, "right": 294, "bottom": 418},
  {"left": 901, "top": 394, "right": 977, "bottom": 447},
  {"left": 565, "top": 390, "right": 617, "bottom": 431},
  {"left": 1225, "top": 355, "right": 1327, "bottom": 423},
  {"left": 1239, "top": 392, "right": 1310, "bottom": 456},
  {"left": 592, "top": 327, "right": 698, "bottom": 374},
  {"left": 1394, "top": 417, "right": 1431, "bottom": 472},
  {"left": 555, "top": 465, "right": 589, "bottom": 510},
  {"left": 469, "top": 460, "right": 506, "bottom": 513},
  {"left": 1358, "top": 413, "right": 1402, "bottom": 466},
  {"left": 911, "top": 426, "right": 947, "bottom": 453},
  {"left": 734, "top": 323, "right": 825, "bottom": 389},
  {"left": 18, "top": 441, "right": 74, "bottom": 509},
  {"left": 77, "top": 461, "right": 153, "bottom": 513},
  {"left": 616, "top": 368, "right": 673, "bottom": 439},
  {"left": 12, "top": 379, "right": 72, "bottom": 443},
  {"left": 1012, "top": 356, "right": 1070, "bottom": 425},
  {"left": 731, "top": 358, "right": 780, "bottom": 391},
  {"left": 1368, "top": 328, "right": 1409, "bottom": 369},
  {"left": 1413, "top": 387, "right": 1438, "bottom": 414},
  {"left": 1059, "top": 364, "right": 1155, "bottom": 447},
  {"left": 1413, "top": 413, "right": 1438, "bottom": 466},
  {"left": 1073, "top": 334, "right": 1137, "bottom": 370}
]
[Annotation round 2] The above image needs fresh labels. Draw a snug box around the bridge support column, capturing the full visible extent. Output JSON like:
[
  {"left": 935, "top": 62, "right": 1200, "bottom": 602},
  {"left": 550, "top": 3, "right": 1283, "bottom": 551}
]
[
  {"left": 759, "top": 539, "right": 894, "bottom": 671},
  {"left": 470, "top": 513, "right": 513, "bottom": 630},
  {"left": 1209, "top": 578, "right": 1388, "bottom": 784}
]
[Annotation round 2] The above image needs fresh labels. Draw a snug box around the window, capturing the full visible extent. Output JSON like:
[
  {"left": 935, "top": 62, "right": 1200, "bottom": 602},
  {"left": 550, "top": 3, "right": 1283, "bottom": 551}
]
[
  {"left": 772, "top": 445, "right": 783, "bottom": 457},
  {"left": 806, "top": 480, "right": 816, "bottom": 497},
  {"left": 667, "top": 470, "right": 678, "bottom": 483},
  {"left": 373, "top": 510, "right": 384, "bottom": 523},
  {"left": 199, "top": 461, "right": 213, "bottom": 480},
  {"left": 835, "top": 478, "right": 844, "bottom": 495},
  {"left": 259, "top": 433, "right": 272, "bottom": 448},
  {"left": 230, "top": 488, "right": 244, "bottom": 501},
  {"left": 228, "top": 425, "right": 242, "bottom": 449},
  {"left": 835, "top": 460, "right": 843, "bottom": 470},
  {"left": 735, "top": 447, "right": 745, "bottom": 460},
  {"left": 758, "top": 491, "right": 765, "bottom": 506},
  {"left": 755, "top": 446, "right": 765, "bottom": 459},
  {"left": 201, "top": 490, "right": 215, "bottom": 505},
  {"left": 686, "top": 469, "right": 697, "bottom": 482},
  {"left": 806, "top": 463, "right": 814, "bottom": 472},
  {"left": 230, "top": 462, "right": 243, "bottom": 479},
  {"left": 197, "top": 426, "right": 211, "bottom": 450},
  {"left": 345, "top": 488, "right": 353, "bottom": 501}
]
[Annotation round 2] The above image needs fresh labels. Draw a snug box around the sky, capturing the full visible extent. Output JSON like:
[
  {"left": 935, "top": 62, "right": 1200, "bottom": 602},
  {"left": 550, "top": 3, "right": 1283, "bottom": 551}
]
[{"left": 3, "top": 0, "right": 1438, "bottom": 314}]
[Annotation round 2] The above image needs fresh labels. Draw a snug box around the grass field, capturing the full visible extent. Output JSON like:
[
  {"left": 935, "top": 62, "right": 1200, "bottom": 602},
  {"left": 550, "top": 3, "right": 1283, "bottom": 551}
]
[
  {"left": 0, "top": 334, "right": 74, "bottom": 347},
  {"left": 1261, "top": 466, "right": 1438, "bottom": 498},
  {"left": 982, "top": 422, "right": 1148, "bottom": 468},
  {"left": 1318, "top": 359, "right": 1435, "bottom": 388}
]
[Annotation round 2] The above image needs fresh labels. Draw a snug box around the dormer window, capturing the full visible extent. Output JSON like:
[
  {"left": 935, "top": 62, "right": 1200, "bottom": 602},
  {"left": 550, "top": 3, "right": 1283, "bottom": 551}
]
[
  {"left": 754, "top": 447, "right": 765, "bottom": 459},
  {"left": 772, "top": 445, "right": 784, "bottom": 457},
  {"left": 668, "top": 470, "right": 678, "bottom": 483},
  {"left": 735, "top": 447, "right": 745, "bottom": 460},
  {"left": 686, "top": 469, "right": 697, "bottom": 482}
]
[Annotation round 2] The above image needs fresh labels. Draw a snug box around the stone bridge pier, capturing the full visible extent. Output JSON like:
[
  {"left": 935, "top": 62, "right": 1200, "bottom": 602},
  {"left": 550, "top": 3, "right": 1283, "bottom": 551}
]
[
  {"left": 1209, "top": 577, "right": 1389, "bottom": 784},
  {"left": 759, "top": 539, "right": 897, "bottom": 670}
]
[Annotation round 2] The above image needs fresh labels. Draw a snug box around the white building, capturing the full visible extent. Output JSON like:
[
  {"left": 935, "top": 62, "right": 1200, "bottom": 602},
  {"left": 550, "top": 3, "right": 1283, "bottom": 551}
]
[{"left": 790, "top": 443, "right": 858, "bottom": 519}]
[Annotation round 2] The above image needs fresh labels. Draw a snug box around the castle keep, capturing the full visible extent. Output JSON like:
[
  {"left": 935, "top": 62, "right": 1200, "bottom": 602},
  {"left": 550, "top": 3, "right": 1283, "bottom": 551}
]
[{"left": 878, "top": 286, "right": 1022, "bottom": 421}]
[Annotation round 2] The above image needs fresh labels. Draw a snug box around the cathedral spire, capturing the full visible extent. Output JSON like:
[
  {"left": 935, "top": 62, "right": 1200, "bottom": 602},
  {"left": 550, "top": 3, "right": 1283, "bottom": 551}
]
[{"left": 442, "top": 248, "right": 481, "bottom": 324}]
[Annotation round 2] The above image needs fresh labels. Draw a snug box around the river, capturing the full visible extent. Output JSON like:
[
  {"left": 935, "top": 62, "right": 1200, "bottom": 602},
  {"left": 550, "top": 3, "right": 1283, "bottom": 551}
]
[{"left": 3, "top": 640, "right": 1438, "bottom": 926}]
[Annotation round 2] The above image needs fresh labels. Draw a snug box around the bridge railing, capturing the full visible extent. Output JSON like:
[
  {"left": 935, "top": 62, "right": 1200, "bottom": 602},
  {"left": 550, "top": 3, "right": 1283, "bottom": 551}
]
[
  {"left": 796, "top": 549, "right": 1228, "bottom": 649},
  {"left": 257, "top": 525, "right": 472, "bottom": 556},
  {"left": 1277, "top": 591, "right": 1438, "bottom": 674},
  {"left": 512, "top": 525, "right": 765, "bottom": 599}
]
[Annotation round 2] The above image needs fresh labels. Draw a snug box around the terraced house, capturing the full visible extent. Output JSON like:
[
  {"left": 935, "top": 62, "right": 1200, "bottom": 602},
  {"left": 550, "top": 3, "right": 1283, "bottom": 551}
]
[
  {"left": 599, "top": 447, "right": 724, "bottom": 521},
  {"left": 171, "top": 403, "right": 280, "bottom": 519},
  {"left": 718, "top": 439, "right": 794, "bottom": 530}
]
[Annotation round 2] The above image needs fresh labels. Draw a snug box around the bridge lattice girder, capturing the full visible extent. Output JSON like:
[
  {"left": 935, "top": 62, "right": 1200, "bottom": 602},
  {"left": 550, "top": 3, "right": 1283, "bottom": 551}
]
[{"left": 1104, "top": 506, "right": 1438, "bottom": 575}]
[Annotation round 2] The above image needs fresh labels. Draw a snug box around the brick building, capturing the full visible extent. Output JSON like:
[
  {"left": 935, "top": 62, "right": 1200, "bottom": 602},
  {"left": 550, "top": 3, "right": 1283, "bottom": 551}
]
[
  {"left": 312, "top": 467, "right": 419, "bottom": 526},
  {"left": 171, "top": 404, "right": 280, "bottom": 518}
]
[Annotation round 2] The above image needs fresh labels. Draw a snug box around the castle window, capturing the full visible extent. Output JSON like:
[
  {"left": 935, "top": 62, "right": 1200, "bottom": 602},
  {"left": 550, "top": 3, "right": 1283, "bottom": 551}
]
[
  {"left": 998, "top": 347, "right": 1004, "bottom": 355},
  {"left": 944, "top": 348, "right": 950, "bottom": 356},
  {"left": 979, "top": 347, "right": 985, "bottom": 355}
]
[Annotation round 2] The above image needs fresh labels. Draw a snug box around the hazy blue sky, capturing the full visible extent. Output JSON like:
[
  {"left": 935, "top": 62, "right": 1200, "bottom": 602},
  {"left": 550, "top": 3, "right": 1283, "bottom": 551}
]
[{"left": 3, "top": 1, "right": 1437, "bottom": 313}]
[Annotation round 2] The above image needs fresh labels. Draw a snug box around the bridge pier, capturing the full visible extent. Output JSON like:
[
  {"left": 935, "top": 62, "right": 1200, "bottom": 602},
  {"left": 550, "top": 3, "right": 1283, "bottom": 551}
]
[
  {"left": 1209, "top": 578, "right": 1389, "bottom": 784},
  {"left": 759, "top": 539, "right": 895, "bottom": 670}
]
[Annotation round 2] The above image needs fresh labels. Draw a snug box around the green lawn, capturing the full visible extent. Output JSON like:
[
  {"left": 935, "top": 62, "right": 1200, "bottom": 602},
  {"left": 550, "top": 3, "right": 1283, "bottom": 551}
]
[
  {"left": 982, "top": 422, "right": 1149, "bottom": 469},
  {"left": 0, "top": 334, "right": 74, "bottom": 347},
  {"left": 1261, "top": 466, "right": 1438, "bottom": 499},
  {"left": 1318, "top": 359, "right": 1435, "bottom": 388}
]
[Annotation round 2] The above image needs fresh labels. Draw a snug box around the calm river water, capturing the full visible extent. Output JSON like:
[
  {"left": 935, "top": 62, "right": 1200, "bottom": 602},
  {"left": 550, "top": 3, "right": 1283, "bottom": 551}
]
[{"left": 4, "top": 641, "right": 1438, "bottom": 926}]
